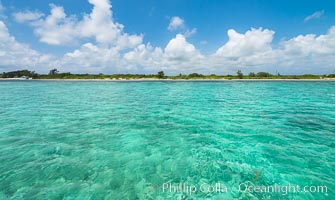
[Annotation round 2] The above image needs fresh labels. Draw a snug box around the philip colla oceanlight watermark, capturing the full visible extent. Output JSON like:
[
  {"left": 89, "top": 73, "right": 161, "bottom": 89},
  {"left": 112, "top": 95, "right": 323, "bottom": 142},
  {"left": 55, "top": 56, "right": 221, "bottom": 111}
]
[{"left": 162, "top": 182, "right": 328, "bottom": 196}]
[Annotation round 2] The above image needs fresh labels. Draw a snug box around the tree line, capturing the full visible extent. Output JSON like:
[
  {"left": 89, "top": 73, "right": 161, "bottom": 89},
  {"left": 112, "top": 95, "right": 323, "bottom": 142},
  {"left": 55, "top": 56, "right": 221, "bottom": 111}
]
[{"left": 1, "top": 69, "right": 335, "bottom": 79}]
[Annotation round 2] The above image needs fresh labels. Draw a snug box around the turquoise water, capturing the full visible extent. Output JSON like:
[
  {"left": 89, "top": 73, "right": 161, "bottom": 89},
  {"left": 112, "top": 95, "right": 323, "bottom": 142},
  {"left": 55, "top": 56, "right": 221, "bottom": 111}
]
[{"left": 0, "top": 81, "right": 334, "bottom": 200}]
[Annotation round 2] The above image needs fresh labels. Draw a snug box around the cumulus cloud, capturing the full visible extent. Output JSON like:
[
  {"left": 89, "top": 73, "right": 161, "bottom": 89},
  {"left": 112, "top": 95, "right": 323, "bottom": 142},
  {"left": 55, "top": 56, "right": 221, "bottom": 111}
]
[
  {"left": 275, "top": 26, "right": 335, "bottom": 73},
  {"left": 123, "top": 44, "right": 163, "bottom": 71},
  {"left": 0, "top": 21, "right": 53, "bottom": 72},
  {"left": 19, "top": 0, "right": 142, "bottom": 48},
  {"left": 210, "top": 26, "right": 335, "bottom": 74},
  {"left": 29, "top": 4, "right": 80, "bottom": 45},
  {"left": 165, "top": 34, "right": 202, "bottom": 60},
  {"left": 216, "top": 28, "right": 274, "bottom": 58},
  {"left": 162, "top": 34, "right": 206, "bottom": 72},
  {"left": 280, "top": 27, "right": 335, "bottom": 56},
  {"left": 168, "top": 16, "right": 184, "bottom": 31},
  {"left": 304, "top": 10, "right": 325, "bottom": 22},
  {"left": 75, "top": 0, "right": 142, "bottom": 47},
  {"left": 59, "top": 43, "right": 122, "bottom": 73},
  {"left": 210, "top": 28, "right": 275, "bottom": 72},
  {"left": 61, "top": 33, "right": 205, "bottom": 74},
  {"left": 13, "top": 10, "right": 44, "bottom": 23}
]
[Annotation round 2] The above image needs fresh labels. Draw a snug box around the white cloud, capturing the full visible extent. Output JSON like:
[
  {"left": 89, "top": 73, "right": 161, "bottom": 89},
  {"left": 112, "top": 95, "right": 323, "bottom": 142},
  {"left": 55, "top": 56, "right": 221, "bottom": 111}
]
[
  {"left": 168, "top": 16, "right": 184, "bottom": 31},
  {"left": 59, "top": 43, "right": 122, "bottom": 73},
  {"left": 0, "top": 21, "right": 53, "bottom": 72},
  {"left": 280, "top": 27, "right": 335, "bottom": 56},
  {"left": 274, "top": 26, "right": 335, "bottom": 73},
  {"left": 76, "top": 0, "right": 142, "bottom": 47},
  {"left": 123, "top": 44, "right": 163, "bottom": 71},
  {"left": 31, "top": 4, "right": 78, "bottom": 45},
  {"left": 162, "top": 34, "right": 206, "bottom": 72},
  {"left": 20, "top": 0, "right": 142, "bottom": 48},
  {"left": 210, "top": 26, "right": 335, "bottom": 74},
  {"left": 13, "top": 11, "right": 44, "bottom": 23},
  {"left": 123, "top": 34, "right": 207, "bottom": 73},
  {"left": 216, "top": 28, "right": 274, "bottom": 58},
  {"left": 165, "top": 34, "right": 202, "bottom": 61},
  {"left": 168, "top": 16, "right": 197, "bottom": 38},
  {"left": 304, "top": 10, "right": 324, "bottom": 22},
  {"left": 63, "top": 34, "right": 205, "bottom": 74},
  {"left": 184, "top": 28, "right": 197, "bottom": 37}
]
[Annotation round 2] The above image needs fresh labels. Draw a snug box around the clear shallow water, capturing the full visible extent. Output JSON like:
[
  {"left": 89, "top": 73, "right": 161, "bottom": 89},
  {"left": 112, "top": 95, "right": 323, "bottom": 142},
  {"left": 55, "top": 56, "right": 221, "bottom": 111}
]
[{"left": 0, "top": 81, "right": 334, "bottom": 200}]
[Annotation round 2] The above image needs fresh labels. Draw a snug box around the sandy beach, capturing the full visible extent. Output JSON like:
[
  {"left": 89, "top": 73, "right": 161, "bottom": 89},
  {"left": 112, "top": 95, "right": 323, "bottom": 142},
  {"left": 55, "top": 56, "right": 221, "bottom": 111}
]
[{"left": 1, "top": 78, "right": 335, "bottom": 82}]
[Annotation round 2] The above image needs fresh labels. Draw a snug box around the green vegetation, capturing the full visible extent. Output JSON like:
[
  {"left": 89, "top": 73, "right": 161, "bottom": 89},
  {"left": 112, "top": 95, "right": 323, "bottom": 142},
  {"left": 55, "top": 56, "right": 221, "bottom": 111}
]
[
  {"left": 256, "top": 72, "right": 271, "bottom": 77},
  {"left": 157, "top": 71, "right": 165, "bottom": 79},
  {"left": 1, "top": 70, "right": 38, "bottom": 79},
  {"left": 1, "top": 69, "right": 335, "bottom": 80},
  {"left": 237, "top": 70, "right": 243, "bottom": 79},
  {"left": 49, "top": 68, "right": 59, "bottom": 76},
  {"left": 249, "top": 72, "right": 256, "bottom": 77}
]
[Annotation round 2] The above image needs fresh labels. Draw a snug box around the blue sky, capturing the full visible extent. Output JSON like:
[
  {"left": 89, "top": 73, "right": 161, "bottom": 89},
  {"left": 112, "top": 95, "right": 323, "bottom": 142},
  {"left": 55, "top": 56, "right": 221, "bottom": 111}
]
[{"left": 0, "top": 0, "right": 335, "bottom": 74}]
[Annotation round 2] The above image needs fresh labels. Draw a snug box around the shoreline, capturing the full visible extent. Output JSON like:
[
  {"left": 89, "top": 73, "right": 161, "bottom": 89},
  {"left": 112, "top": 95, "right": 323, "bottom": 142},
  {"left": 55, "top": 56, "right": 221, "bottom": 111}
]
[{"left": 1, "top": 78, "right": 335, "bottom": 82}]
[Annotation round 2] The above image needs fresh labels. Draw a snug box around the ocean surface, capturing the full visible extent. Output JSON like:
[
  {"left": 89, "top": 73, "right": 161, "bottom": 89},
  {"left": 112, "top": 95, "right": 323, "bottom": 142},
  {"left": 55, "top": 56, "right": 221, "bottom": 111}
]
[{"left": 0, "top": 81, "right": 334, "bottom": 200}]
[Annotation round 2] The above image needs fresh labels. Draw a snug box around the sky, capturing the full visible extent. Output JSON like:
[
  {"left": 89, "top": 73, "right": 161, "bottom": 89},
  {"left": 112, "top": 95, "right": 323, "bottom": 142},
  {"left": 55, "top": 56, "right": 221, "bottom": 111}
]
[{"left": 0, "top": 0, "right": 335, "bottom": 75}]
